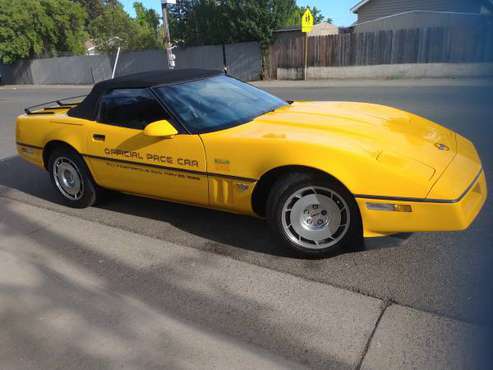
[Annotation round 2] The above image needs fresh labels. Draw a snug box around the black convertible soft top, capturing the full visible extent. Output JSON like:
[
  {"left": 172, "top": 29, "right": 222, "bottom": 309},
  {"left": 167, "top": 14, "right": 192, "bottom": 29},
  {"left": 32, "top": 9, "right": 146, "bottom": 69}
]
[{"left": 68, "top": 69, "right": 223, "bottom": 121}]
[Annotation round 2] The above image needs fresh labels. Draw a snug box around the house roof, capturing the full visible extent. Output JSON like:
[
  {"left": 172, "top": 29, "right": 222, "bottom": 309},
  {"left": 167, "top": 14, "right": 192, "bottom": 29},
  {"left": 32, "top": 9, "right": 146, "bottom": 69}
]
[
  {"left": 84, "top": 40, "right": 96, "bottom": 50},
  {"left": 273, "top": 25, "right": 302, "bottom": 33},
  {"left": 351, "top": 0, "right": 371, "bottom": 13},
  {"left": 309, "top": 22, "right": 339, "bottom": 36},
  {"left": 352, "top": 0, "right": 493, "bottom": 14}
]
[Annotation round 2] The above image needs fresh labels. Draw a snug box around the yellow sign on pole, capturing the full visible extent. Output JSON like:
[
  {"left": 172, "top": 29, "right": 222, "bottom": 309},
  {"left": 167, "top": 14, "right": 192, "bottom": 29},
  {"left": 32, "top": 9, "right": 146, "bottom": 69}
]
[{"left": 301, "top": 9, "right": 314, "bottom": 33}]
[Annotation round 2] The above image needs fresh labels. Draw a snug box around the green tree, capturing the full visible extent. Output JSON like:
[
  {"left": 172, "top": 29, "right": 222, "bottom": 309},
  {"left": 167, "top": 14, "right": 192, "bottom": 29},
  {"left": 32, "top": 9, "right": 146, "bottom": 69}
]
[
  {"left": 89, "top": 1, "right": 161, "bottom": 52},
  {"left": 226, "top": 0, "right": 298, "bottom": 46},
  {"left": 285, "top": 6, "right": 331, "bottom": 26},
  {"left": 74, "top": 0, "right": 104, "bottom": 20},
  {"left": 0, "top": 0, "right": 87, "bottom": 63},
  {"left": 169, "top": 0, "right": 298, "bottom": 47},
  {"left": 0, "top": 0, "right": 46, "bottom": 63},
  {"left": 42, "top": 0, "right": 88, "bottom": 56},
  {"left": 89, "top": 2, "right": 134, "bottom": 51},
  {"left": 169, "top": 0, "right": 225, "bottom": 46},
  {"left": 133, "top": 2, "right": 161, "bottom": 49},
  {"left": 134, "top": 2, "right": 160, "bottom": 30}
]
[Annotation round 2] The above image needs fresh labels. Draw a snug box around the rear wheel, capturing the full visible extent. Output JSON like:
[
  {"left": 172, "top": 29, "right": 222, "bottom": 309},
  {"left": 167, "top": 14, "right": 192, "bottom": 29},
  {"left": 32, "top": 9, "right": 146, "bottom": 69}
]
[
  {"left": 48, "top": 147, "right": 99, "bottom": 208},
  {"left": 267, "top": 173, "right": 363, "bottom": 258}
]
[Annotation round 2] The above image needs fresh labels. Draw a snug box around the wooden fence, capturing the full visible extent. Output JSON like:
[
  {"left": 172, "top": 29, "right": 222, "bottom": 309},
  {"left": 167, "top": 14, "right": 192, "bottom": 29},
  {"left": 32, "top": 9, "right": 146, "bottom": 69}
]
[{"left": 268, "top": 25, "right": 493, "bottom": 78}]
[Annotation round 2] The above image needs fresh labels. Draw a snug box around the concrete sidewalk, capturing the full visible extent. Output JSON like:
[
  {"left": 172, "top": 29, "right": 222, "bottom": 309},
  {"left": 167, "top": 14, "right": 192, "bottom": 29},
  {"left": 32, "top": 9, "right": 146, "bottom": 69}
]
[{"left": 0, "top": 196, "right": 487, "bottom": 369}]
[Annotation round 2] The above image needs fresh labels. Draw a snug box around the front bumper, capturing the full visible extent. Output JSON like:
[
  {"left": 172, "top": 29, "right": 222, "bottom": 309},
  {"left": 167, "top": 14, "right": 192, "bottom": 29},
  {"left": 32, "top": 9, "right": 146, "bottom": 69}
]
[{"left": 357, "top": 170, "right": 487, "bottom": 237}]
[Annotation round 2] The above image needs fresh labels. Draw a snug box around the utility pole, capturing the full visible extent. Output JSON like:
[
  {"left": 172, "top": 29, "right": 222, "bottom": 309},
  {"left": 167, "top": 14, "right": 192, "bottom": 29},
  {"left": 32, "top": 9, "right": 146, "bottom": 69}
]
[
  {"left": 161, "top": 0, "right": 176, "bottom": 69},
  {"left": 304, "top": 33, "right": 308, "bottom": 81}
]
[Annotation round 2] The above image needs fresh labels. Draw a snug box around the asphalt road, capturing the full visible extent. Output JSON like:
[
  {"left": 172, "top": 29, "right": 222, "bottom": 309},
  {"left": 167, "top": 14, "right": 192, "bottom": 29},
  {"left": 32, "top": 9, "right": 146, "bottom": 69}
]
[{"left": 1, "top": 81, "right": 492, "bottom": 325}]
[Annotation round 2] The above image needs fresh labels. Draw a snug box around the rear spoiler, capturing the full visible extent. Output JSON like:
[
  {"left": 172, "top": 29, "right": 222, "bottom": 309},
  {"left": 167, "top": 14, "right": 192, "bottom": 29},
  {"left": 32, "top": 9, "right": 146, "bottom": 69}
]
[{"left": 24, "top": 95, "right": 87, "bottom": 115}]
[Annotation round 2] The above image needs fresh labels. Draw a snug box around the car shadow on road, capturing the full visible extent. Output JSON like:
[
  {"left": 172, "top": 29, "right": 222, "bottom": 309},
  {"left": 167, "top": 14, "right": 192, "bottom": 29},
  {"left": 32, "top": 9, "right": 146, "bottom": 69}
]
[{"left": 0, "top": 156, "right": 409, "bottom": 259}]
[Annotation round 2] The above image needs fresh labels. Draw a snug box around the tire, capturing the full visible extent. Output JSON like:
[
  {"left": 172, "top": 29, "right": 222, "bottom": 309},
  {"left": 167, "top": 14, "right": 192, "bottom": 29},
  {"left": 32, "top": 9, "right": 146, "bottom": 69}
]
[
  {"left": 266, "top": 172, "right": 363, "bottom": 258},
  {"left": 47, "top": 146, "right": 100, "bottom": 208}
]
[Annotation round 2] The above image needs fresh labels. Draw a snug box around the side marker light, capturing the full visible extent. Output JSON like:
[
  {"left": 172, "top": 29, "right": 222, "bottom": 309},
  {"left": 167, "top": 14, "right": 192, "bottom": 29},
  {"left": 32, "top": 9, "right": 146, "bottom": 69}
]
[{"left": 367, "top": 203, "right": 412, "bottom": 212}]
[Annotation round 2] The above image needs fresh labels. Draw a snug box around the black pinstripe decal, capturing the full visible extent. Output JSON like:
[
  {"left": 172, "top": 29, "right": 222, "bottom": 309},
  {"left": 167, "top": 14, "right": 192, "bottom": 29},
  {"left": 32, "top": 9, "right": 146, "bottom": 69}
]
[
  {"left": 17, "top": 141, "right": 257, "bottom": 182},
  {"left": 82, "top": 153, "right": 257, "bottom": 183},
  {"left": 19, "top": 141, "right": 480, "bottom": 203},
  {"left": 16, "top": 142, "right": 43, "bottom": 150}
]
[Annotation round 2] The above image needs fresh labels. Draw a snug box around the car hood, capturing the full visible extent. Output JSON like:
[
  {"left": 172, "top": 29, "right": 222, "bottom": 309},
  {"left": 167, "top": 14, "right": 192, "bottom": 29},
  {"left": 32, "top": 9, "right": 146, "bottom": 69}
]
[{"left": 251, "top": 101, "right": 456, "bottom": 176}]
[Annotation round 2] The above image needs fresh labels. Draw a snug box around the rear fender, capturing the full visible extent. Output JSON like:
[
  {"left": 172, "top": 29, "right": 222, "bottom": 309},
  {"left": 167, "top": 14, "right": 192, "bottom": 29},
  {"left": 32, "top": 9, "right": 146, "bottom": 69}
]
[{"left": 42, "top": 124, "right": 87, "bottom": 167}]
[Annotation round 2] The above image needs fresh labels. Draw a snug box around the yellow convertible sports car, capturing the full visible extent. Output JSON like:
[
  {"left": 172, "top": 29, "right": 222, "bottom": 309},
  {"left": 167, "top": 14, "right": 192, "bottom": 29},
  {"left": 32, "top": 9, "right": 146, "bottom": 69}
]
[{"left": 16, "top": 69, "right": 487, "bottom": 257}]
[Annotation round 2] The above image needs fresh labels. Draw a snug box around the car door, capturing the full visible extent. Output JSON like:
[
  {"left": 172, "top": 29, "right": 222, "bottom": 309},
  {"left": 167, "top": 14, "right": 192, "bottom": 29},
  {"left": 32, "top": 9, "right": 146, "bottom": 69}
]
[{"left": 84, "top": 88, "right": 209, "bottom": 206}]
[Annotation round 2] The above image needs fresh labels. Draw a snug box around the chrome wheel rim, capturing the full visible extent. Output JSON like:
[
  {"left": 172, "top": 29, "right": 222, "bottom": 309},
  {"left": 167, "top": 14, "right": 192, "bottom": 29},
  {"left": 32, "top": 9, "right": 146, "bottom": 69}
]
[
  {"left": 281, "top": 186, "right": 350, "bottom": 250},
  {"left": 53, "top": 157, "right": 84, "bottom": 201}
]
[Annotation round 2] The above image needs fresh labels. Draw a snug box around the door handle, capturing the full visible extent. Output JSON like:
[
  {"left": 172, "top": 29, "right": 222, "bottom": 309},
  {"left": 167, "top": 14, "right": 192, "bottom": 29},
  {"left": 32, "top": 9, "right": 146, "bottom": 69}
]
[{"left": 93, "top": 134, "right": 106, "bottom": 142}]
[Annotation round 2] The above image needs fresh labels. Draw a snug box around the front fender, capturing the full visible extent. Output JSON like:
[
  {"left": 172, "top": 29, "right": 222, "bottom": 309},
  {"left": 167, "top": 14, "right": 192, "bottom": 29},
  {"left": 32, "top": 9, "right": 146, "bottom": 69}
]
[{"left": 257, "top": 140, "right": 434, "bottom": 200}]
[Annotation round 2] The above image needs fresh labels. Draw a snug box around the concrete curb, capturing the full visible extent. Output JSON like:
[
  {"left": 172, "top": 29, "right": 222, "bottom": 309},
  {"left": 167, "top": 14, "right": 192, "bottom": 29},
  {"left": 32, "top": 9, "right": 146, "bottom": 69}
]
[
  {"left": 253, "top": 78, "right": 493, "bottom": 88},
  {"left": 278, "top": 63, "right": 493, "bottom": 81}
]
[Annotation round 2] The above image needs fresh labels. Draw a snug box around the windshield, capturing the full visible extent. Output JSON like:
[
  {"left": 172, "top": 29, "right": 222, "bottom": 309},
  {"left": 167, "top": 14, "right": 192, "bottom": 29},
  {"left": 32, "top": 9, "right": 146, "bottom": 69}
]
[{"left": 154, "top": 75, "right": 288, "bottom": 133}]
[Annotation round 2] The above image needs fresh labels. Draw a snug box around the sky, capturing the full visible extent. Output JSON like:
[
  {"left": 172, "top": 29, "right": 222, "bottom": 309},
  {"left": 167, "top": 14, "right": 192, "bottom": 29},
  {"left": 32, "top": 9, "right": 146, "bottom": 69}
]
[{"left": 121, "top": 0, "right": 358, "bottom": 27}]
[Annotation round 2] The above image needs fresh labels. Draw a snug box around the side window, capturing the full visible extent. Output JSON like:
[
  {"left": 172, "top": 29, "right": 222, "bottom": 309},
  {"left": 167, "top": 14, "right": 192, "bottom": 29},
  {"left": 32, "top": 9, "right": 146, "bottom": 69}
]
[{"left": 98, "top": 88, "right": 169, "bottom": 130}]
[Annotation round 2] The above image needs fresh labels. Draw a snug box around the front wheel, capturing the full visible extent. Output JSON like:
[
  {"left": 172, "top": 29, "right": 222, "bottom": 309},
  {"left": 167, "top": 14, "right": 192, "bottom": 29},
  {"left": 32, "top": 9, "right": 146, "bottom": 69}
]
[{"left": 267, "top": 173, "right": 363, "bottom": 258}]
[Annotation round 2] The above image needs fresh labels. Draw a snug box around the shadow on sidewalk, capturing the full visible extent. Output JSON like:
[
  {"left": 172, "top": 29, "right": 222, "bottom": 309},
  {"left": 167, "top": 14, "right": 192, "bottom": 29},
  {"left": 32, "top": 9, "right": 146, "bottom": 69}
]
[{"left": 0, "top": 201, "right": 354, "bottom": 370}]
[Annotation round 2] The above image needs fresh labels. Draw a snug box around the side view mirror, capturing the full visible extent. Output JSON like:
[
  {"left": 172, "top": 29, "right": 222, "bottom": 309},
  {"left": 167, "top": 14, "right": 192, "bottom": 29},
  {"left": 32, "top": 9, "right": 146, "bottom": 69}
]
[{"left": 144, "top": 120, "right": 178, "bottom": 138}]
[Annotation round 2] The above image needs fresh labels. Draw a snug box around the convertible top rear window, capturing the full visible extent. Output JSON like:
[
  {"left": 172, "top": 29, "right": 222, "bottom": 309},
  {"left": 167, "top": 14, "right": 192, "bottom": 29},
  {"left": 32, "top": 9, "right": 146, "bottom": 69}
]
[{"left": 154, "top": 75, "right": 287, "bottom": 133}]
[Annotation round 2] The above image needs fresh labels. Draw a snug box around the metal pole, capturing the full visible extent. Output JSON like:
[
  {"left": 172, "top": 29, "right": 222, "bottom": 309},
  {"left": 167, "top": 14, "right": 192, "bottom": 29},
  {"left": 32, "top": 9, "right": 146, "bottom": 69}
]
[
  {"left": 304, "top": 33, "right": 308, "bottom": 80},
  {"left": 161, "top": 2, "right": 174, "bottom": 70},
  {"left": 112, "top": 46, "right": 121, "bottom": 79}
]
